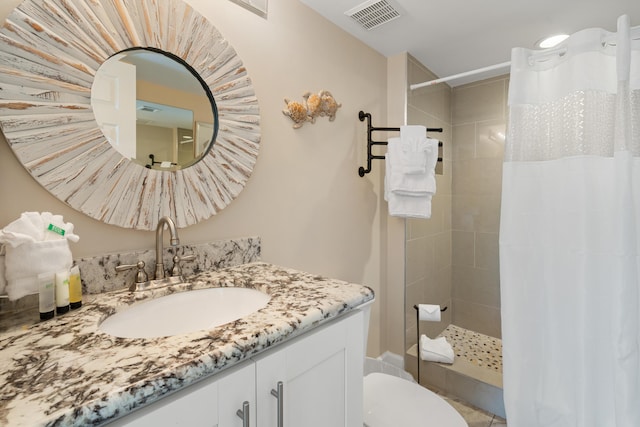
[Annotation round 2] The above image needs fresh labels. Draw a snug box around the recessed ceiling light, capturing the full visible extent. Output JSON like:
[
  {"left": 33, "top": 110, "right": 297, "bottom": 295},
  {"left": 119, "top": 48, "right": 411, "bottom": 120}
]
[{"left": 536, "top": 34, "right": 570, "bottom": 49}]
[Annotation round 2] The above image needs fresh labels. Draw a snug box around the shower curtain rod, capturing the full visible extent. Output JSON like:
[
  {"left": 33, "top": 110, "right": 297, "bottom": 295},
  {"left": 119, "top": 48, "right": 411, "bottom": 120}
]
[
  {"left": 410, "top": 24, "right": 640, "bottom": 91},
  {"left": 409, "top": 61, "right": 511, "bottom": 90}
]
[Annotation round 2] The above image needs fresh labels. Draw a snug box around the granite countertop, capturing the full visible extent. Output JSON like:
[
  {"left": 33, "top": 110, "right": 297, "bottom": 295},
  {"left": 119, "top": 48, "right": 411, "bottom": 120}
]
[{"left": 0, "top": 262, "right": 374, "bottom": 427}]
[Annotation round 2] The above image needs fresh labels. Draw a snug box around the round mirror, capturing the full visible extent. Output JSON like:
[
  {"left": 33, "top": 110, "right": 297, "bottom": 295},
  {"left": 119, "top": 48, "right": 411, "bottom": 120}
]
[
  {"left": 92, "top": 48, "right": 217, "bottom": 170},
  {"left": 0, "top": 0, "right": 260, "bottom": 230}
]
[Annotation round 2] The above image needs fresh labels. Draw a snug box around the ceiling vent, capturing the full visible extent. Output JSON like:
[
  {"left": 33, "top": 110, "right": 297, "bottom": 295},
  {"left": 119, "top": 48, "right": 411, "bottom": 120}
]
[{"left": 345, "top": 0, "right": 401, "bottom": 30}]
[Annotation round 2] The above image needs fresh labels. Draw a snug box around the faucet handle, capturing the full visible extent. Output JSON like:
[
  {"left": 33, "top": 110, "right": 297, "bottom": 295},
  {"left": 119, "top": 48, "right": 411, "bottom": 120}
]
[
  {"left": 170, "top": 254, "right": 196, "bottom": 278},
  {"left": 116, "top": 261, "right": 149, "bottom": 291}
]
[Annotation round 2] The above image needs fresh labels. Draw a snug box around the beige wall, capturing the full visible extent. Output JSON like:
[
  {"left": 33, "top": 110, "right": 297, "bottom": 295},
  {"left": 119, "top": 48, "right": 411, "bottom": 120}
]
[
  {"left": 384, "top": 53, "right": 409, "bottom": 357},
  {"left": 136, "top": 80, "right": 212, "bottom": 126},
  {"left": 0, "top": 0, "right": 390, "bottom": 356},
  {"left": 451, "top": 76, "right": 508, "bottom": 338},
  {"left": 404, "top": 56, "right": 453, "bottom": 370},
  {"left": 136, "top": 80, "right": 211, "bottom": 165},
  {"left": 137, "top": 124, "right": 174, "bottom": 162}
]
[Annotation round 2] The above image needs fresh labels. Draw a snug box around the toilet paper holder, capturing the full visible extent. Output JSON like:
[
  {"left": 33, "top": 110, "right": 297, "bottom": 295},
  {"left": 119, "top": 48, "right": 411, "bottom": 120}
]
[
  {"left": 413, "top": 304, "right": 447, "bottom": 383},
  {"left": 413, "top": 304, "right": 447, "bottom": 312}
]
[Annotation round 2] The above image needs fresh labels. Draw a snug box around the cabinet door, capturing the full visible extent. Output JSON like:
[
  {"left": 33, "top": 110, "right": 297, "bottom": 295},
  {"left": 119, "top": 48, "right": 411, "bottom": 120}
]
[
  {"left": 218, "top": 361, "right": 257, "bottom": 427},
  {"left": 254, "top": 310, "right": 364, "bottom": 427},
  {"left": 107, "top": 359, "right": 255, "bottom": 427}
]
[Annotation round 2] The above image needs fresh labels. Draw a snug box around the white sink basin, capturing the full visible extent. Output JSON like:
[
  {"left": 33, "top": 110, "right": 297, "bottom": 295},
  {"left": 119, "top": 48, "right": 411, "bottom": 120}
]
[{"left": 99, "top": 287, "right": 270, "bottom": 338}]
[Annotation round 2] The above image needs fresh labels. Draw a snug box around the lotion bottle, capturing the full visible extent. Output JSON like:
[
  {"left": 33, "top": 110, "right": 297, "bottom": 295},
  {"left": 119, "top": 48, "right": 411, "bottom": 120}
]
[
  {"left": 69, "top": 265, "right": 82, "bottom": 309},
  {"left": 37, "top": 272, "right": 55, "bottom": 321},
  {"left": 55, "top": 269, "right": 70, "bottom": 315}
]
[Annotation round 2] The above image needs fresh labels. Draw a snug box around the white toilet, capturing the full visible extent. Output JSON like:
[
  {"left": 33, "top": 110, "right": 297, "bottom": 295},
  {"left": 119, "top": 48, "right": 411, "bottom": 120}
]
[
  {"left": 363, "top": 372, "right": 468, "bottom": 426},
  {"left": 359, "top": 303, "right": 467, "bottom": 426}
]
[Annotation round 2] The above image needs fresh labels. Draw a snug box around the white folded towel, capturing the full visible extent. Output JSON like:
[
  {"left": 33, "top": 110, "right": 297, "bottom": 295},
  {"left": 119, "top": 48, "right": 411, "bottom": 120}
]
[
  {"left": 386, "top": 193, "right": 434, "bottom": 219},
  {"left": 384, "top": 156, "right": 434, "bottom": 218},
  {"left": 3, "top": 240, "right": 73, "bottom": 300},
  {"left": 388, "top": 170, "right": 436, "bottom": 197},
  {"left": 420, "top": 334, "right": 454, "bottom": 364},
  {"left": 0, "top": 212, "right": 79, "bottom": 247},
  {"left": 0, "top": 211, "right": 45, "bottom": 247},
  {"left": 387, "top": 136, "right": 438, "bottom": 196},
  {"left": 0, "top": 212, "right": 79, "bottom": 300},
  {"left": 384, "top": 126, "right": 439, "bottom": 218},
  {"left": 397, "top": 125, "right": 429, "bottom": 174}
]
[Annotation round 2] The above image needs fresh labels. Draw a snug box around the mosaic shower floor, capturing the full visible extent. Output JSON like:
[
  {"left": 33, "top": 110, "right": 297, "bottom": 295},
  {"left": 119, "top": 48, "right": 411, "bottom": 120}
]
[
  {"left": 438, "top": 324, "right": 503, "bottom": 373},
  {"left": 408, "top": 324, "right": 505, "bottom": 418}
]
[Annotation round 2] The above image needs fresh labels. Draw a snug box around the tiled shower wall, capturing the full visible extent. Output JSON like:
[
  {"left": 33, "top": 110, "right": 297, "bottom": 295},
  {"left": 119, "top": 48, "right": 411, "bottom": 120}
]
[
  {"left": 451, "top": 76, "right": 507, "bottom": 338},
  {"left": 404, "top": 54, "right": 508, "bottom": 362}
]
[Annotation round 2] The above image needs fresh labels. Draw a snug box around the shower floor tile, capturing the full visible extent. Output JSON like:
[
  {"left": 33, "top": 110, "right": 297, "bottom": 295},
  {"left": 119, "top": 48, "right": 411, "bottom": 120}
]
[
  {"left": 408, "top": 324, "right": 505, "bottom": 418},
  {"left": 441, "top": 392, "right": 507, "bottom": 427},
  {"left": 439, "top": 324, "right": 502, "bottom": 373}
]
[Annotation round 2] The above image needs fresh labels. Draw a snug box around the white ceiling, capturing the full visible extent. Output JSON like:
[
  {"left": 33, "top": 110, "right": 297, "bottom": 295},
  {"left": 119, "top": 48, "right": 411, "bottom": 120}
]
[{"left": 299, "top": 0, "right": 640, "bottom": 86}]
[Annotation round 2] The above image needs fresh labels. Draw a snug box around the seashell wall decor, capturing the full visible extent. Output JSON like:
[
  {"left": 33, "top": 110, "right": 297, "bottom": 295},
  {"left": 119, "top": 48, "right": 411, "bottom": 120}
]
[{"left": 282, "top": 90, "right": 341, "bottom": 128}]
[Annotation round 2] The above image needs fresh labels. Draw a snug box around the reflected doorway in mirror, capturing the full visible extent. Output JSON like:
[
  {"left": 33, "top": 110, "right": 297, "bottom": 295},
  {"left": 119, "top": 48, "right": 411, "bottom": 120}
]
[
  {"left": 195, "top": 122, "right": 214, "bottom": 158},
  {"left": 91, "top": 48, "right": 216, "bottom": 169}
]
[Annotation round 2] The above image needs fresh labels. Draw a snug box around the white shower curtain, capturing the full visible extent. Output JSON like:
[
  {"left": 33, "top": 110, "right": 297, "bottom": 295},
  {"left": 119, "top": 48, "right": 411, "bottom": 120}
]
[{"left": 500, "top": 15, "right": 640, "bottom": 427}]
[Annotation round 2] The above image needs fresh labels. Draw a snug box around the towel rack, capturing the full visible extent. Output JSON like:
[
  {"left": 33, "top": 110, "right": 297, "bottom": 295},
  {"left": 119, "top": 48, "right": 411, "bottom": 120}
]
[{"left": 358, "top": 111, "right": 443, "bottom": 177}]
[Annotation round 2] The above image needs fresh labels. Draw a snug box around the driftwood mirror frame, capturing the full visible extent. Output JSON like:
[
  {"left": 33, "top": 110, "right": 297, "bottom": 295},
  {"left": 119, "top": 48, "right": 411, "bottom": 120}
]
[{"left": 0, "top": 0, "right": 260, "bottom": 230}]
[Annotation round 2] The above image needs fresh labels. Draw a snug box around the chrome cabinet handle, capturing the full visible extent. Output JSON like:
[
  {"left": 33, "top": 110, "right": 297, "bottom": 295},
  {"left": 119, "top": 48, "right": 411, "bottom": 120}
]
[
  {"left": 236, "top": 401, "right": 250, "bottom": 427},
  {"left": 270, "top": 381, "right": 284, "bottom": 427}
]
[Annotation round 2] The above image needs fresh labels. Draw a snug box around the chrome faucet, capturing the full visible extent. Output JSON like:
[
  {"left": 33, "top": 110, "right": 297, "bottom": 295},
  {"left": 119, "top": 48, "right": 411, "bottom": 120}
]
[
  {"left": 155, "top": 216, "right": 179, "bottom": 280},
  {"left": 116, "top": 216, "right": 194, "bottom": 291}
]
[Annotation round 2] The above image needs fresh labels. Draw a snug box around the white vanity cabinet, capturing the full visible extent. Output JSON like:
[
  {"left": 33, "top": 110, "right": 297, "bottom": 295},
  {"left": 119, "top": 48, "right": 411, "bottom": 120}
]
[
  {"left": 254, "top": 310, "right": 364, "bottom": 427},
  {"left": 106, "top": 309, "right": 364, "bottom": 427},
  {"left": 107, "top": 359, "right": 256, "bottom": 426}
]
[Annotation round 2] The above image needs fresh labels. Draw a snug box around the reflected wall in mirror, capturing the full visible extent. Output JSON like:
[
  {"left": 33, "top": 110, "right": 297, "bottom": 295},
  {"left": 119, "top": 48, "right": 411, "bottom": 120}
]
[
  {"left": 92, "top": 49, "right": 216, "bottom": 170},
  {"left": 0, "top": 0, "right": 260, "bottom": 230}
]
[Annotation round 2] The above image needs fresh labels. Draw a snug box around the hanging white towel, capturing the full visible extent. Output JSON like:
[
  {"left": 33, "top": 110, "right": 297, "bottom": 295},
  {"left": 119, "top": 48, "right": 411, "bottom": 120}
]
[
  {"left": 386, "top": 193, "right": 434, "bottom": 218},
  {"left": 387, "top": 137, "right": 438, "bottom": 196},
  {"left": 420, "top": 334, "right": 454, "bottom": 364},
  {"left": 384, "top": 125, "right": 439, "bottom": 218},
  {"left": 396, "top": 125, "right": 429, "bottom": 174},
  {"left": 385, "top": 155, "right": 434, "bottom": 218}
]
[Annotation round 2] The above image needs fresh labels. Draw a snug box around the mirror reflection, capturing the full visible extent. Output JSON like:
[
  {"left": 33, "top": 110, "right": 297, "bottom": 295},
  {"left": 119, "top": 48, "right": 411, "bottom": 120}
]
[{"left": 91, "top": 49, "right": 216, "bottom": 170}]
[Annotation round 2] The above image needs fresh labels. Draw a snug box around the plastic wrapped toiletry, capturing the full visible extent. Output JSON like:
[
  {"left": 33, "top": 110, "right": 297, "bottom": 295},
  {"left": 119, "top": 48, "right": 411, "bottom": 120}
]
[
  {"left": 69, "top": 265, "right": 82, "bottom": 309},
  {"left": 55, "top": 269, "right": 70, "bottom": 315},
  {"left": 37, "top": 272, "right": 55, "bottom": 321}
]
